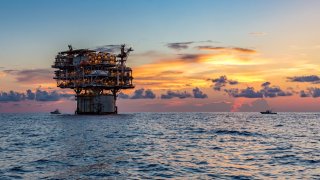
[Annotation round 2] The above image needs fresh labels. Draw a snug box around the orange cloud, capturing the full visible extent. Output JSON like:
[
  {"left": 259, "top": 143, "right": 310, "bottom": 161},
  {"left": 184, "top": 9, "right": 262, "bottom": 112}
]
[
  {"left": 133, "top": 50, "right": 264, "bottom": 89},
  {"left": 0, "top": 71, "right": 5, "bottom": 78}
]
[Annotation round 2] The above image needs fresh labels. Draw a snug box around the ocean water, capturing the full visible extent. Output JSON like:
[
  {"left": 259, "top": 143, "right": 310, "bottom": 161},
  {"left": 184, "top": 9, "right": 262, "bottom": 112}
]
[{"left": 0, "top": 112, "right": 319, "bottom": 179}]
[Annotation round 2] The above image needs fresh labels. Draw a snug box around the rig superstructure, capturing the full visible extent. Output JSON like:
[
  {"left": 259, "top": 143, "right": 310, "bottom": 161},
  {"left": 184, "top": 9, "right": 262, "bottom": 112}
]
[{"left": 52, "top": 45, "right": 134, "bottom": 114}]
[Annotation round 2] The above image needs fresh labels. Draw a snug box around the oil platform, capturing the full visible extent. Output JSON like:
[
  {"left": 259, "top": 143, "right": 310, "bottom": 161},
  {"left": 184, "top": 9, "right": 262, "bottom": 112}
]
[{"left": 52, "top": 45, "right": 134, "bottom": 114}]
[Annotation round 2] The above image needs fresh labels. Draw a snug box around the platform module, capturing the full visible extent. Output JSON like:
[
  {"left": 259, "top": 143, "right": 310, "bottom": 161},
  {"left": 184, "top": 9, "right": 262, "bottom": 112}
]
[{"left": 52, "top": 45, "right": 134, "bottom": 114}]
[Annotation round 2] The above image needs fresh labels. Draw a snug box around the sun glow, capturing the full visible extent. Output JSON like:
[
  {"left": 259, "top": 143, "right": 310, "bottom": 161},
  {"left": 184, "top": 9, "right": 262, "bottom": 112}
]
[{"left": 202, "top": 54, "right": 266, "bottom": 66}]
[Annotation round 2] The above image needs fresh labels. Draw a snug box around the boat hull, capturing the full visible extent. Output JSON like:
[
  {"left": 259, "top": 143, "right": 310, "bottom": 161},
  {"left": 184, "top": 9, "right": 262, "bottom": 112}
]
[{"left": 260, "top": 112, "right": 277, "bottom": 114}]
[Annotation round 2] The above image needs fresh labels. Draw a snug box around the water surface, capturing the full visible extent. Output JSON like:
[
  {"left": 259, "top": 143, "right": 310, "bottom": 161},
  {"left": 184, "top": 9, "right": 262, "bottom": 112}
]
[{"left": 0, "top": 113, "right": 319, "bottom": 179}]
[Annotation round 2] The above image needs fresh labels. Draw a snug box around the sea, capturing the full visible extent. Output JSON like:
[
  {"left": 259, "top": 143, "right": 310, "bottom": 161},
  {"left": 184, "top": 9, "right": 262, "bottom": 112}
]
[{"left": 0, "top": 112, "right": 319, "bottom": 179}]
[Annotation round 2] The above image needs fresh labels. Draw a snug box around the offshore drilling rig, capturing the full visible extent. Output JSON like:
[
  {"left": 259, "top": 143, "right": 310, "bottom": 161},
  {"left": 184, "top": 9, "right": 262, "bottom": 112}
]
[{"left": 52, "top": 45, "right": 134, "bottom": 114}]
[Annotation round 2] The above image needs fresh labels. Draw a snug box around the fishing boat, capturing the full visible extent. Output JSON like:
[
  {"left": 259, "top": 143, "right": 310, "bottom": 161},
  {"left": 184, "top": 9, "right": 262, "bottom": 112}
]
[
  {"left": 50, "top": 109, "right": 61, "bottom": 114},
  {"left": 260, "top": 110, "right": 277, "bottom": 114}
]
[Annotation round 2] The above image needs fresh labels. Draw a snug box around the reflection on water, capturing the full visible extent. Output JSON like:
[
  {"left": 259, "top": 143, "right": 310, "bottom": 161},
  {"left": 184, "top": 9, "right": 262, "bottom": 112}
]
[{"left": 0, "top": 113, "right": 319, "bottom": 179}]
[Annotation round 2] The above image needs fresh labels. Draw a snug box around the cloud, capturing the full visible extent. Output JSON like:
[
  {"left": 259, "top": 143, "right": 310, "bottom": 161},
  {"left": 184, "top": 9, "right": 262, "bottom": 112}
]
[
  {"left": 3, "top": 68, "right": 54, "bottom": 84},
  {"left": 166, "top": 42, "right": 194, "bottom": 50},
  {"left": 26, "top": 89, "right": 35, "bottom": 100},
  {"left": 166, "top": 40, "right": 217, "bottom": 50},
  {"left": 211, "top": 75, "right": 239, "bottom": 91},
  {"left": 133, "top": 53, "right": 212, "bottom": 89},
  {"left": 0, "top": 89, "right": 73, "bottom": 102},
  {"left": 93, "top": 44, "right": 121, "bottom": 53},
  {"left": 212, "top": 76, "right": 227, "bottom": 91},
  {"left": 300, "top": 90, "right": 310, "bottom": 97},
  {"left": 161, "top": 90, "right": 192, "bottom": 99},
  {"left": 0, "top": 71, "right": 6, "bottom": 78},
  {"left": 307, "top": 87, "right": 320, "bottom": 98},
  {"left": 130, "top": 88, "right": 156, "bottom": 99},
  {"left": 133, "top": 47, "right": 265, "bottom": 89},
  {"left": 225, "top": 82, "right": 292, "bottom": 98},
  {"left": 119, "top": 87, "right": 207, "bottom": 100},
  {"left": 192, "top": 87, "right": 208, "bottom": 98},
  {"left": 118, "top": 92, "right": 130, "bottom": 99},
  {"left": 261, "top": 82, "right": 271, "bottom": 87},
  {"left": 59, "top": 93, "right": 74, "bottom": 99},
  {"left": 35, "top": 89, "right": 62, "bottom": 101},
  {"left": 287, "top": 75, "right": 320, "bottom": 83},
  {"left": 197, "top": 46, "right": 257, "bottom": 54},
  {"left": 225, "top": 87, "right": 263, "bottom": 98},
  {"left": 158, "top": 70, "right": 184, "bottom": 75},
  {"left": 228, "top": 80, "right": 239, "bottom": 85},
  {"left": 260, "top": 82, "right": 292, "bottom": 97},
  {"left": 35, "top": 89, "right": 73, "bottom": 101},
  {"left": 179, "top": 54, "right": 204, "bottom": 62},
  {"left": 0, "top": 91, "right": 25, "bottom": 102},
  {"left": 298, "top": 88, "right": 320, "bottom": 98}
]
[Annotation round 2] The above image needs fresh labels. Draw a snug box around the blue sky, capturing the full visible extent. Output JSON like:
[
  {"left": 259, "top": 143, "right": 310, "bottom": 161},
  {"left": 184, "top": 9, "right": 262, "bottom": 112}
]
[{"left": 1, "top": 0, "right": 319, "bottom": 68}]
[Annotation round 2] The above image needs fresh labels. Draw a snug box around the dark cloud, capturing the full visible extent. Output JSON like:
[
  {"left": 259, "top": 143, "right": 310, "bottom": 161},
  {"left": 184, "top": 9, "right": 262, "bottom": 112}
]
[
  {"left": 35, "top": 89, "right": 73, "bottom": 101},
  {"left": 144, "top": 89, "right": 156, "bottom": 99},
  {"left": 192, "top": 87, "right": 208, "bottom": 99},
  {"left": 225, "top": 82, "right": 292, "bottom": 98},
  {"left": 26, "top": 89, "right": 35, "bottom": 100},
  {"left": 308, "top": 87, "right": 320, "bottom": 98},
  {"left": 179, "top": 54, "right": 203, "bottom": 62},
  {"left": 225, "top": 87, "right": 263, "bottom": 98},
  {"left": 0, "top": 91, "right": 25, "bottom": 102},
  {"left": 300, "top": 90, "right": 310, "bottom": 97},
  {"left": 131, "top": 89, "right": 156, "bottom": 99},
  {"left": 212, "top": 76, "right": 227, "bottom": 91},
  {"left": 93, "top": 45, "right": 121, "bottom": 53},
  {"left": 118, "top": 92, "right": 130, "bottom": 99},
  {"left": 260, "top": 82, "right": 292, "bottom": 97},
  {"left": 3, "top": 68, "right": 53, "bottom": 83},
  {"left": 197, "top": 46, "right": 256, "bottom": 53},
  {"left": 119, "top": 88, "right": 208, "bottom": 100},
  {"left": 0, "top": 89, "right": 73, "bottom": 102},
  {"left": 2, "top": 69, "right": 17, "bottom": 74},
  {"left": 232, "top": 47, "right": 256, "bottom": 53},
  {"left": 277, "top": 91, "right": 293, "bottom": 97},
  {"left": 299, "top": 88, "right": 320, "bottom": 98},
  {"left": 228, "top": 80, "right": 239, "bottom": 85},
  {"left": 261, "top": 82, "right": 271, "bottom": 87},
  {"left": 34, "top": 90, "right": 59, "bottom": 101},
  {"left": 161, "top": 90, "right": 192, "bottom": 99},
  {"left": 166, "top": 40, "right": 217, "bottom": 50},
  {"left": 59, "top": 93, "right": 74, "bottom": 99},
  {"left": 211, "top": 75, "right": 238, "bottom": 91},
  {"left": 166, "top": 42, "right": 194, "bottom": 50},
  {"left": 287, "top": 75, "right": 320, "bottom": 83}
]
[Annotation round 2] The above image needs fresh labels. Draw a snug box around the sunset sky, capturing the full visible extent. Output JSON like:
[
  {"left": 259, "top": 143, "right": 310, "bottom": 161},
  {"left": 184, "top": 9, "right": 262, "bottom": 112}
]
[{"left": 1, "top": 0, "right": 320, "bottom": 113}]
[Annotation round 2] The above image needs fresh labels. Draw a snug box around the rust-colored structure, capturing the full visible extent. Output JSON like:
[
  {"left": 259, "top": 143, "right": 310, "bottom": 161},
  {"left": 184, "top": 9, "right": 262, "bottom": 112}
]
[{"left": 52, "top": 45, "right": 134, "bottom": 114}]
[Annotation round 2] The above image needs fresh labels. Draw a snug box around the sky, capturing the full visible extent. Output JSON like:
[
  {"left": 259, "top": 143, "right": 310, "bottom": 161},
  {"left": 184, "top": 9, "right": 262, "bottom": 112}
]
[{"left": 1, "top": 0, "right": 320, "bottom": 113}]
